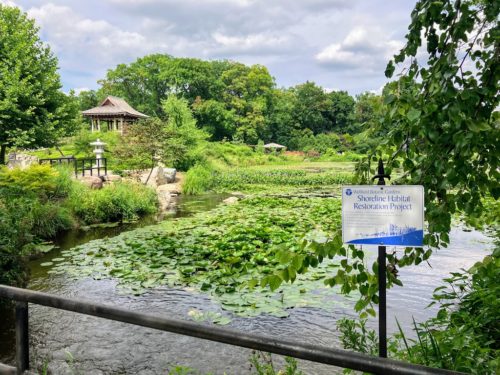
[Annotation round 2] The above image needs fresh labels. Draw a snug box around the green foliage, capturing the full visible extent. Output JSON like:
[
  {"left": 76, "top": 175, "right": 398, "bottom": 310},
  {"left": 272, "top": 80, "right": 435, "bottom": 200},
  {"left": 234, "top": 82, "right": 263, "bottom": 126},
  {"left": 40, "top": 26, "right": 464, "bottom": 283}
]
[
  {"left": 114, "top": 97, "right": 207, "bottom": 171},
  {"left": 182, "top": 163, "right": 215, "bottom": 195},
  {"left": 50, "top": 197, "right": 346, "bottom": 317},
  {"left": 338, "top": 251, "right": 500, "bottom": 374},
  {"left": 163, "top": 96, "right": 209, "bottom": 170},
  {"left": 249, "top": 352, "right": 303, "bottom": 375},
  {"left": 0, "top": 164, "right": 60, "bottom": 198},
  {"left": 0, "top": 5, "right": 77, "bottom": 163},
  {"left": 67, "top": 181, "right": 158, "bottom": 224},
  {"left": 96, "top": 53, "right": 363, "bottom": 148},
  {"left": 337, "top": 318, "right": 378, "bottom": 357},
  {"left": 363, "top": 0, "right": 500, "bottom": 249},
  {"left": 0, "top": 165, "right": 75, "bottom": 289},
  {"left": 212, "top": 168, "right": 353, "bottom": 192}
]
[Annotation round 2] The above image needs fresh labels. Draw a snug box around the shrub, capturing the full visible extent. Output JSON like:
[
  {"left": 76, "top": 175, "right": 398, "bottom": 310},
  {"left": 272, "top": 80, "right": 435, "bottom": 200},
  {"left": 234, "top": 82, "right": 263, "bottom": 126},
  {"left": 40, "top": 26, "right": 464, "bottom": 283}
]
[
  {"left": 0, "top": 164, "right": 60, "bottom": 199},
  {"left": 337, "top": 249, "right": 500, "bottom": 374},
  {"left": 68, "top": 181, "right": 158, "bottom": 224},
  {"left": 30, "top": 201, "right": 74, "bottom": 238},
  {"left": 182, "top": 163, "right": 215, "bottom": 195}
]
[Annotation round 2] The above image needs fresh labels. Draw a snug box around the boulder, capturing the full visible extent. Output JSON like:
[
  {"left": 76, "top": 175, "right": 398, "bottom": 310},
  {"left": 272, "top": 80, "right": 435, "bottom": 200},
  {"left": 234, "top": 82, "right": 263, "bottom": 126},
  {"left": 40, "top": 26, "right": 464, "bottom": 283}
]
[
  {"left": 223, "top": 196, "right": 239, "bottom": 205},
  {"left": 230, "top": 191, "right": 246, "bottom": 198},
  {"left": 80, "top": 176, "right": 103, "bottom": 189},
  {"left": 156, "top": 189, "right": 172, "bottom": 211},
  {"left": 157, "top": 183, "right": 181, "bottom": 195},
  {"left": 162, "top": 168, "right": 177, "bottom": 184},
  {"left": 103, "top": 174, "right": 122, "bottom": 183},
  {"left": 6, "top": 153, "right": 38, "bottom": 169}
]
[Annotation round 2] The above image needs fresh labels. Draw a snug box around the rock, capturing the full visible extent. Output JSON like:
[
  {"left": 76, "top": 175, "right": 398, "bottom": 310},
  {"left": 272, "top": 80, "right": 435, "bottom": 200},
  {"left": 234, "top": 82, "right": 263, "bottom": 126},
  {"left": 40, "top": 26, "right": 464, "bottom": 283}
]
[
  {"left": 103, "top": 174, "right": 122, "bottom": 183},
  {"left": 140, "top": 168, "right": 158, "bottom": 187},
  {"left": 157, "top": 183, "right": 181, "bottom": 195},
  {"left": 230, "top": 191, "right": 246, "bottom": 198},
  {"left": 156, "top": 189, "right": 172, "bottom": 211},
  {"left": 162, "top": 168, "right": 177, "bottom": 183},
  {"left": 140, "top": 166, "right": 175, "bottom": 187},
  {"left": 80, "top": 176, "right": 103, "bottom": 189},
  {"left": 6, "top": 153, "right": 38, "bottom": 169},
  {"left": 223, "top": 196, "right": 239, "bottom": 205}
]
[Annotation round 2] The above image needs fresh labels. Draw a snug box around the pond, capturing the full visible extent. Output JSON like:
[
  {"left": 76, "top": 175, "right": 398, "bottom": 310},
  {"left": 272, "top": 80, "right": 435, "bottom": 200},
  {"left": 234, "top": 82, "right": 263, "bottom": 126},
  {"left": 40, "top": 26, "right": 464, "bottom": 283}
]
[{"left": 0, "top": 194, "right": 493, "bottom": 374}]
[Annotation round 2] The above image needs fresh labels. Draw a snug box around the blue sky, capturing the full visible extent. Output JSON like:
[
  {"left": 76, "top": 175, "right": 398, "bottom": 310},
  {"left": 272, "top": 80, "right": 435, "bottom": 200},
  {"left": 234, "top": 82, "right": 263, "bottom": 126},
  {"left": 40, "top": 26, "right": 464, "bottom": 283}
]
[{"left": 3, "top": 0, "right": 417, "bottom": 94}]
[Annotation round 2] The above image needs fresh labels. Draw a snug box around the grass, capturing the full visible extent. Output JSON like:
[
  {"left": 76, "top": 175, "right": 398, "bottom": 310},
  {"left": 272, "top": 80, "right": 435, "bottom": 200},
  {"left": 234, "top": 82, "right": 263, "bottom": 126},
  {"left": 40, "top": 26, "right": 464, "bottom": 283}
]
[{"left": 67, "top": 180, "right": 158, "bottom": 224}]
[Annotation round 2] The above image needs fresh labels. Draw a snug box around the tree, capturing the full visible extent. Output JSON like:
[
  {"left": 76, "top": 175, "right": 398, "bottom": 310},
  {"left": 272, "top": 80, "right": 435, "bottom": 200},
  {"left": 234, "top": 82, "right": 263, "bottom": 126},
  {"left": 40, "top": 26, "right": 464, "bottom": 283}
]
[
  {"left": 291, "top": 82, "right": 330, "bottom": 134},
  {"left": 0, "top": 5, "right": 73, "bottom": 164},
  {"left": 75, "top": 89, "right": 100, "bottom": 111},
  {"left": 115, "top": 96, "right": 208, "bottom": 171},
  {"left": 326, "top": 90, "right": 356, "bottom": 134},
  {"left": 220, "top": 63, "right": 275, "bottom": 143},
  {"left": 378, "top": 0, "right": 499, "bottom": 247},
  {"left": 98, "top": 54, "right": 221, "bottom": 118},
  {"left": 192, "top": 97, "right": 236, "bottom": 141}
]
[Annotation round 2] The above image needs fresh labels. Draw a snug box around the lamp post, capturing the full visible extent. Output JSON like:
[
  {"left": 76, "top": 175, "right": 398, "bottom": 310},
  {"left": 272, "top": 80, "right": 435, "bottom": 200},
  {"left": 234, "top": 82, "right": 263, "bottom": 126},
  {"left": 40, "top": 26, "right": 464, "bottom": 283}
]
[{"left": 90, "top": 139, "right": 106, "bottom": 160}]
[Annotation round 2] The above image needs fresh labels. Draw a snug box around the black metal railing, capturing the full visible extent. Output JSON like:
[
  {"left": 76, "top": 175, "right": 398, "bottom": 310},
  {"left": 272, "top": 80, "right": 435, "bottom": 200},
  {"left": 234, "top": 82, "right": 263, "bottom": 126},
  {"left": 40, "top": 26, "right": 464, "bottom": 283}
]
[
  {"left": 0, "top": 285, "right": 464, "bottom": 375},
  {"left": 73, "top": 158, "right": 107, "bottom": 177},
  {"left": 38, "top": 156, "right": 76, "bottom": 166},
  {"left": 39, "top": 157, "right": 107, "bottom": 177}
]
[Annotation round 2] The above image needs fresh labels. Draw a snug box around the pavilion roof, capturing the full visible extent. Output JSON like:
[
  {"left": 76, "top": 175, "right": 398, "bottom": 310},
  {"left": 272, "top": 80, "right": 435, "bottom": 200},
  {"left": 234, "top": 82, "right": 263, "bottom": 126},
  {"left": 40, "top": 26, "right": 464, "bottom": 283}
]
[
  {"left": 263, "top": 143, "right": 286, "bottom": 149},
  {"left": 82, "top": 96, "right": 149, "bottom": 119}
]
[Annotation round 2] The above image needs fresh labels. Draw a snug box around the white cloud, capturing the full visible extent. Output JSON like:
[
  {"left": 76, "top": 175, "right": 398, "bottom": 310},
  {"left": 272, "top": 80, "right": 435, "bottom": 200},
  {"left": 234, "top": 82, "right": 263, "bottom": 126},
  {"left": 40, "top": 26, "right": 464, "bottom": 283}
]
[
  {"left": 315, "top": 27, "right": 404, "bottom": 74},
  {"left": 0, "top": 0, "right": 19, "bottom": 7},
  {"left": 10, "top": 0, "right": 416, "bottom": 94},
  {"left": 211, "top": 32, "right": 290, "bottom": 55},
  {"left": 27, "top": 3, "right": 161, "bottom": 60}
]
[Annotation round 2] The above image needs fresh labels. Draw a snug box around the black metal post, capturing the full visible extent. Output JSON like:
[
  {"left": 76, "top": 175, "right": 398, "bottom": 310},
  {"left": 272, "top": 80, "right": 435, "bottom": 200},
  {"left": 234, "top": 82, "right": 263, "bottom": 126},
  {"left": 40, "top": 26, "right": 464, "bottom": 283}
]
[
  {"left": 372, "top": 159, "right": 390, "bottom": 358},
  {"left": 104, "top": 158, "right": 107, "bottom": 176},
  {"left": 15, "top": 301, "right": 29, "bottom": 373}
]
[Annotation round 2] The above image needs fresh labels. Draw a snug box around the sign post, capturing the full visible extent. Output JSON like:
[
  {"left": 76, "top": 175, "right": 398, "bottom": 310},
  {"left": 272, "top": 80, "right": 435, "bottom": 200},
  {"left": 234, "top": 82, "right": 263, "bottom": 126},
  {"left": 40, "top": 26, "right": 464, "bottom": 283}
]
[
  {"left": 341, "top": 159, "right": 424, "bottom": 359},
  {"left": 373, "top": 159, "right": 390, "bottom": 358}
]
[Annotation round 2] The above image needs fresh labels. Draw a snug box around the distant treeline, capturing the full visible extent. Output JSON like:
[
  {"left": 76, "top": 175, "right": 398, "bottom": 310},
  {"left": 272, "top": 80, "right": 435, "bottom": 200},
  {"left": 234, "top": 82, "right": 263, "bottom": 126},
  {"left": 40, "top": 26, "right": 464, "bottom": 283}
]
[{"left": 75, "top": 54, "right": 388, "bottom": 150}]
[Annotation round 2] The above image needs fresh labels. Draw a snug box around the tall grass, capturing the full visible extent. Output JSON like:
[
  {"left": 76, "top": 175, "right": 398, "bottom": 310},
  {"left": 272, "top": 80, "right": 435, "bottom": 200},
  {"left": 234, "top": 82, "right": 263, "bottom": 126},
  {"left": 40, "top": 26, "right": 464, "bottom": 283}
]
[
  {"left": 68, "top": 181, "right": 158, "bottom": 224},
  {"left": 182, "top": 163, "right": 215, "bottom": 195}
]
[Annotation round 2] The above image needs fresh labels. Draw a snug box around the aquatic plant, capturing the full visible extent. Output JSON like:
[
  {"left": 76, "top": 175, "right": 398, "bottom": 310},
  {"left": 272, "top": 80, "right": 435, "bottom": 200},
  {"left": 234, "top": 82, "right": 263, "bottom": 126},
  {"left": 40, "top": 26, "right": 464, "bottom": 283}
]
[{"left": 49, "top": 197, "right": 348, "bottom": 318}]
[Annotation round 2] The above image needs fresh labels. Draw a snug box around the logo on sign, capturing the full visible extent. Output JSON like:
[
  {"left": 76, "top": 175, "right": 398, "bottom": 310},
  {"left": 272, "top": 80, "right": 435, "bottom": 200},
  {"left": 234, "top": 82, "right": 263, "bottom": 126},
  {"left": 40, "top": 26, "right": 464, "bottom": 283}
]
[{"left": 345, "top": 188, "right": 352, "bottom": 196}]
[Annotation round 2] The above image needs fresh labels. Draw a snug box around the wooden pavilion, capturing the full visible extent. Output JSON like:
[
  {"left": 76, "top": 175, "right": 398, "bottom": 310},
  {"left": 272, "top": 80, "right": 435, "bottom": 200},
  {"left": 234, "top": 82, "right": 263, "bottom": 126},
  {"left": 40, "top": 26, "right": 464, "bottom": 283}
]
[
  {"left": 82, "top": 96, "right": 148, "bottom": 133},
  {"left": 263, "top": 143, "right": 286, "bottom": 153}
]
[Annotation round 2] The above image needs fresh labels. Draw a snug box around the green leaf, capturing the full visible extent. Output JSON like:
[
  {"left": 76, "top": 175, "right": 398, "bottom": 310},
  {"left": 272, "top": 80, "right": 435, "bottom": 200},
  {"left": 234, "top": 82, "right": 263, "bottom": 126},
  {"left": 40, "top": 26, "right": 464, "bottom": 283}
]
[
  {"left": 385, "top": 61, "right": 395, "bottom": 78},
  {"left": 268, "top": 275, "right": 282, "bottom": 291},
  {"left": 406, "top": 108, "right": 421, "bottom": 123}
]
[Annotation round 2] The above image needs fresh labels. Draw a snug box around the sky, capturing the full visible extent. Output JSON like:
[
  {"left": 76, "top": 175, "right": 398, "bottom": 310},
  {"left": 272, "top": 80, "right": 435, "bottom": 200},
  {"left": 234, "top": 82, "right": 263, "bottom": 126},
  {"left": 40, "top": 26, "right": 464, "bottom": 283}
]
[{"left": 2, "top": 0, "right": 417, "bottom": 95}]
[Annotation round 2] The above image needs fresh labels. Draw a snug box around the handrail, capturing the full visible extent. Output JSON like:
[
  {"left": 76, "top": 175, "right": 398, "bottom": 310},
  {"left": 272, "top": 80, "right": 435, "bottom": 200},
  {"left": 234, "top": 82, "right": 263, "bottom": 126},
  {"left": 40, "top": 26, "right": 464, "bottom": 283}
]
[
  {"left": 39, "top": 157, "right": 107, "bottom": 177},
  {"left": 0, "top": 285, "right": 464, "bottom": 375}
]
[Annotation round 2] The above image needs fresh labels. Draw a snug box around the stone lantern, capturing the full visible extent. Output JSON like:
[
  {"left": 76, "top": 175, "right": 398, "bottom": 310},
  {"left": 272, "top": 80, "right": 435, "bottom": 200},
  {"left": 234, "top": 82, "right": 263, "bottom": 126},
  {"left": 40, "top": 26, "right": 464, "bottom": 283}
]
[{"left": 90, "top": 138, "right": 106, "bottom": 160}]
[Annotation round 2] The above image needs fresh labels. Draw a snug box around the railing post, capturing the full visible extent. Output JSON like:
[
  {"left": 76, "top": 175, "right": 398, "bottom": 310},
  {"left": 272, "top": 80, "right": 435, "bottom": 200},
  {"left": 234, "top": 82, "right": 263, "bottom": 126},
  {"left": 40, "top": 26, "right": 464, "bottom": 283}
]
[{"left": 15, "top": 301, "right": 29, "bottom": 373}]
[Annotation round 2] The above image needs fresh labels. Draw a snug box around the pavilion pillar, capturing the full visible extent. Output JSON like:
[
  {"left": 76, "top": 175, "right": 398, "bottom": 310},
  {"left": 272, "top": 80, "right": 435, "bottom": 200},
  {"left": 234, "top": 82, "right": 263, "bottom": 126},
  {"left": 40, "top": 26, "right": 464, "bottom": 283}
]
[
  {"left": 120, "top": 118, "right": 124, "bottom": 135},
  {"left": 97, "top": 118, "right": 101, "bottom": 132},
  {"left": 91, "top": 119, "right": 94, "bottom": 132},
  {"left": 113, "top": 119, "right": 117, "bottom": 131}
]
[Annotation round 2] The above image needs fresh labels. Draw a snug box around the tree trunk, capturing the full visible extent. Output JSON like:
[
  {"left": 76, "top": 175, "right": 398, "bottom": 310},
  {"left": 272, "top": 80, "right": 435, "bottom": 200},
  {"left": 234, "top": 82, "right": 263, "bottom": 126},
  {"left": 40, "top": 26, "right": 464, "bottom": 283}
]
[
  {"left": 0, "top": 144, "right": 6, "bottom": 165},
  {"left": 56, "top": 145, "right": 65, "bottom": 157}
]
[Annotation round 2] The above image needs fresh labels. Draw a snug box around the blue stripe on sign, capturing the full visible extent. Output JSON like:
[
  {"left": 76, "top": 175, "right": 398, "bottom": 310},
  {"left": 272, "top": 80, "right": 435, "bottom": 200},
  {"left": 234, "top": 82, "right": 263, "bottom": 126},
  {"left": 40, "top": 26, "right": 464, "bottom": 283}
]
[{"left": 347, "top": 230, "right": 423, "bottom": 246}]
